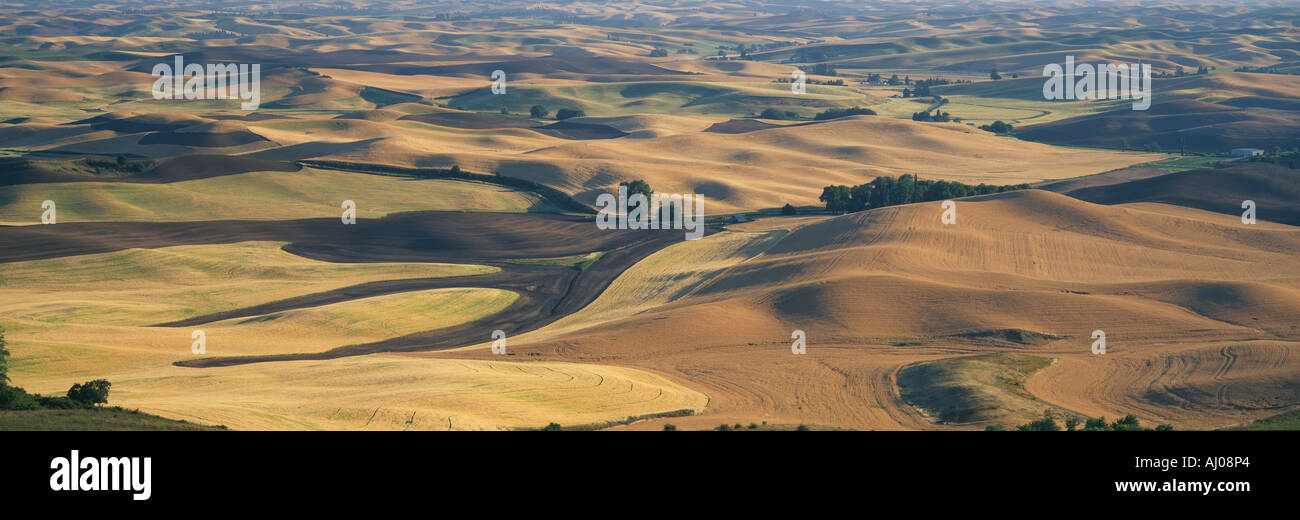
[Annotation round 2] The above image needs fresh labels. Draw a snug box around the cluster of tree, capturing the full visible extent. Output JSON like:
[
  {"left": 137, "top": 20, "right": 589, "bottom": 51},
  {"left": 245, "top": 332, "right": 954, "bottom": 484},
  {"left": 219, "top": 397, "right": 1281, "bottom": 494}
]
[
  {"left": 529, "top": 105, "right": 585, "bottom": 120},
  {"left": 759, "top": 106, "right": 876, "bottom": 121},
  {"left": 555, "top": 108, "right": 586, "bottom": 120},
  {"left": 989, "top": 411, "right": 1173, "bottom": 431},
  {"left": 914, "top": 77, "right": 955, "bottom": 88},
  {"left": 1244, "top": 146, "right": 1300, "bottom": 169},
  {"left": 813, "top": 106, "right": 876, "bottom": 120},
  {"left": 980, "top": 120, "right": 1014, "bottom": 134},
  {"left": 760, "top": 108, "right": 800, "bottom": 120},
  {"left": 901, "top": 77, "right": 956, "bottom": 97},
  {"left": 901, "top": 84, "right": 930, "bottom": 97},
  {"left": 912, "top": 109, "right": 952, "bottom": 122},
  {"left": 774, "top": 77, "right": 844, "bottom": 86},
  {"left": 713, "top": 422, "right": 805, "bottom": 431},
  {"left": 648, "top": 48, "right": 669, "bottom": 57},
  {"left": 819, "top": 174, "right": 1030, "bottom": 213},
  {"left": 79, "top": 155, "right": 152, "bottom": 174},
  {"left": 714, "top": 42, "right": 779, "bottom": 60},
  {"left": 1153, "top": 64, "right": 1212, "bottom": 78},
  {"left": 184, "top": 30, "right": 245, "bottom": 40},
  {"left": 1234, "top": 65, "right": 1298, "bottom": 76},
  {"left": 986, "top": 68, "right": 1021, "bottom": 80},
  {"left": 864, "top": 73, "right": 908, "bottom": 86},
  {"left": 0, "top": 327, "right": 112, "bottom": 411}
]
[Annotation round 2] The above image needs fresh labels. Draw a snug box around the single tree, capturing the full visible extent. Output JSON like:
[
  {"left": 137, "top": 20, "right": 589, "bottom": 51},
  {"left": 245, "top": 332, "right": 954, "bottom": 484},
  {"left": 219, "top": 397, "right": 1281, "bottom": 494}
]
[
  {"left": 529, "top": 105, "right": 549, "bottom": 119},
  {"left": 981, "top": 120, "right": 1013, "bottom": 134},
  {"left": 620, "top": 179, "right": 653, "bottom": 199}
]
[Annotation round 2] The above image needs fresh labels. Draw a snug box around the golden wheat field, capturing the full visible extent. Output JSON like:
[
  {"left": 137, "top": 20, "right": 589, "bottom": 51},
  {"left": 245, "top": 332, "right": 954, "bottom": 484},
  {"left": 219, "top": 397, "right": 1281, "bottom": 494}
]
[{"left": 1, "top": 0, "right": 1297, "bottom": 435}]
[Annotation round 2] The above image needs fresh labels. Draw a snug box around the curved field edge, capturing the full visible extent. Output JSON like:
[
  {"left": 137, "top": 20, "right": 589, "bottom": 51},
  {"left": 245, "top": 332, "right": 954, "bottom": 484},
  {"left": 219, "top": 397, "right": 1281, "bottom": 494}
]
[
  {"left": 897, "top": 352, "right": 1074, "bottom": 429},
  {"left": 1023, "top": 340, "right": 1300, "bottom": 431},
  {"left": 108, "top": 356, "right": 708, "bottom": 431},
  {"left": 0, "top": 240, "right": 497, "bottom": 327},
  {"left": 0, "top": 166, "right": 553, "bottom": 225}
]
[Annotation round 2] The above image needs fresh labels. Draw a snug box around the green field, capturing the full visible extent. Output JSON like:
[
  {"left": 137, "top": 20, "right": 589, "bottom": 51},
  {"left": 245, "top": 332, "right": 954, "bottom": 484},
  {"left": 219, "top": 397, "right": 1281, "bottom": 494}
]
[
  {"left": 898, "top": 352, "right": 1061, "bottom": 426},
  {"left": 860, "top": 77, "right": 1129, "bottom": 126},
  {"left": 0, "top": 407, "right": 226, "bottom": 430},
  {"left": 1130, "top": 155, "right": 1224, "bottom": 173},
  {"left": 501, "top": 251, "right": 604, "bottom": 270},
  {"left": 1223, "top": 409, "right": 1300, "bottom": 431}
]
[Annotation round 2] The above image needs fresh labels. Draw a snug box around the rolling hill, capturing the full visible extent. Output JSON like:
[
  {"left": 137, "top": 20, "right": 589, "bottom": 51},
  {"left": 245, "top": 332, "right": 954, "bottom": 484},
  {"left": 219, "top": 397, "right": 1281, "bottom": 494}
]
[
  {"left": 481, "top": 189, "right": 1300, "bottom": 430},
  {"left": 1048, "top": 163, "right": 1300, "bottom": 226}
]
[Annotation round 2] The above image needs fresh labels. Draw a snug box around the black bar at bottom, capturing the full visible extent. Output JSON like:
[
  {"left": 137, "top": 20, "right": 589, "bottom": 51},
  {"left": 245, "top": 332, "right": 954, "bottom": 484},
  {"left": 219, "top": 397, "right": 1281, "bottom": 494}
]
[{"left": 6, "top": 431, "right": 1291, "bottom": 509}]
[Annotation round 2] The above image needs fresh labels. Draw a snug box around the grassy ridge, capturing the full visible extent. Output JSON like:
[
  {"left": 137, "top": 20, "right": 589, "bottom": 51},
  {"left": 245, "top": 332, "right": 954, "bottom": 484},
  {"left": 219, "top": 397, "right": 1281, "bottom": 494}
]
[
  {"left": 1223, "top": 409, "right": 1300, "bottom": 431},
  {"left": 898, "top": 352, "right": 1059, "bottom": 425},
  {"left": 0, "top": 407, "right": 226, "bottom": 430}
]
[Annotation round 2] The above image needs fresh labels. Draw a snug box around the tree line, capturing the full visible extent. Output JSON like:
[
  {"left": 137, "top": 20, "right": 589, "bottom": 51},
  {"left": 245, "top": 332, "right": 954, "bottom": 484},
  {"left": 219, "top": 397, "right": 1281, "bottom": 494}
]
[
  {"left": 0, "top": 326, "right": 112, "bottom": 410},
  {"left": 527, "top": 105, "right": 585, "bottom": 120},
  {"left": 989, "top": 410, "right": 1173, "bottom": 431},
  {"left": 759, "top": 106, "right": 876, "bottom": 121},
  {"left": 819, "top": 174, "right": 1030, "bottom": 213}
]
